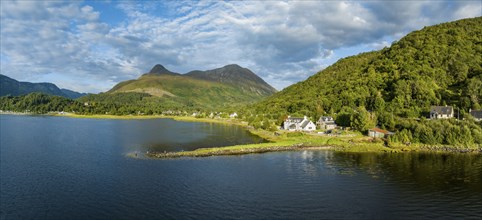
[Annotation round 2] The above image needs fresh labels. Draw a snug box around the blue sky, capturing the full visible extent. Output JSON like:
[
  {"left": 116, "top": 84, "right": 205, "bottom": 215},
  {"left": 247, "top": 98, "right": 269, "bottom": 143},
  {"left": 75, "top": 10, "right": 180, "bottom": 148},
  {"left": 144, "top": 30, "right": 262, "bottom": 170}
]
[{"left": 1, "top": 1, "right": 481, "bottom": 93}]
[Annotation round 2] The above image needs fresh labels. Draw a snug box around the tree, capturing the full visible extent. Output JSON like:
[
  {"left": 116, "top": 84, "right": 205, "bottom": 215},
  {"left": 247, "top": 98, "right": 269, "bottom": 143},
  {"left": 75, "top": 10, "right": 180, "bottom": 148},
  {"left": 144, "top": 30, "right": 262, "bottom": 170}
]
[
  {"left": 335, "top": 106, "right": 353, "bottom": 127},
  {"left": 350, "top": 106, "right": 376, "bottom": 133}
]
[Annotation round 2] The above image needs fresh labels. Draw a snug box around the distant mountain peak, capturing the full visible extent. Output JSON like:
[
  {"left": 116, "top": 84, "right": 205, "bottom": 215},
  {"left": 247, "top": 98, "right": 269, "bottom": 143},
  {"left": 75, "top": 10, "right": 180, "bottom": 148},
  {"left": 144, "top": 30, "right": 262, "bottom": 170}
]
[
  {"left": 0, "top": 74, "right": 86, "bottom": 99},
  {"left": 148, "top": 64, "right": 178, "bottom": 75},
  {"left": 223, "top": 64, "right": 242, "bottom": 69}
]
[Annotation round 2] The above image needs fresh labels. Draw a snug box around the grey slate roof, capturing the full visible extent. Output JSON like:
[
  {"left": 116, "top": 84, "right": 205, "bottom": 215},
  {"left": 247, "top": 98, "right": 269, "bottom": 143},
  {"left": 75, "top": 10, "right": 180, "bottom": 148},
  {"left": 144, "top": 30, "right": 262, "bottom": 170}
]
[
  {"left": 430, "top": 106, "right": 453, "bottom": 115},
  {"left": 319, "top": 116, "right": 334, "bottom": 122},
  {"left": 470, "top": 110, "right": 482, "bottom": 119},
  {"left": 301, "top": 120, "right": 310, "bottom": 128},
  {"left": 286, "top": 117, "right": 304, "bottom": 123}
]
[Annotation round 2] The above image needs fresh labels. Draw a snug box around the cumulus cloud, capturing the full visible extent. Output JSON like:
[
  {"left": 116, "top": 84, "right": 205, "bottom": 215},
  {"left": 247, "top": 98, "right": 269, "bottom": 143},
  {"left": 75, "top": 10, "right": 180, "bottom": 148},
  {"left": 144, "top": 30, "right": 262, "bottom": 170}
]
[
  {"left": 1, "top": 0, "right": 481, "bottom": 93},
  {"left": 0, "top": 1, "right": 131, "bottom": 92}
]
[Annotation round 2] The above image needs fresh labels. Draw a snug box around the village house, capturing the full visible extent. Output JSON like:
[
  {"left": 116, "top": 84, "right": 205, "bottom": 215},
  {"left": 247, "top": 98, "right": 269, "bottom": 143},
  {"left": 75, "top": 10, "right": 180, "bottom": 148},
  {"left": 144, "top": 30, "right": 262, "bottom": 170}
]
[
  {"left": 317, "top": 116, "right": 337, "bottom": 130},
  {"left": 430, "top": 106, "right": 454, "bottom": 119},
  {"left": 368, "top": 127, "right": 394, "bottom": 138},
  {"left": 469, "top": 109, "right": 482, "bottom": 121},
  {"left": 229, "top": 112, "right": 238, "bottom": 118},
  {"left": 283, "top": 116, "right": 316, "bottom": 131}
]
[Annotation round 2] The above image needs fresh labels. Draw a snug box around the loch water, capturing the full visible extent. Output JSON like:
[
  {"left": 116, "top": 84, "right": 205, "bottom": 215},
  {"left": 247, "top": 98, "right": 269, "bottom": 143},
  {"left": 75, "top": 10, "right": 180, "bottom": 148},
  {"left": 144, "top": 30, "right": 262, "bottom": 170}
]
[{"left": 1, "top": 115, "right": 481, "bottom": 219}]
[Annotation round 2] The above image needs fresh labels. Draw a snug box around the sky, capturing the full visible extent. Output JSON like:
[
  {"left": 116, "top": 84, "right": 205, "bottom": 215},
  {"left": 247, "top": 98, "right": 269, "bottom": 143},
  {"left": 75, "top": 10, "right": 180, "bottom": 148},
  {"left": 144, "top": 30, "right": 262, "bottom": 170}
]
[{"left": 1, "top": 1, "right": 481, "bottom": 93}]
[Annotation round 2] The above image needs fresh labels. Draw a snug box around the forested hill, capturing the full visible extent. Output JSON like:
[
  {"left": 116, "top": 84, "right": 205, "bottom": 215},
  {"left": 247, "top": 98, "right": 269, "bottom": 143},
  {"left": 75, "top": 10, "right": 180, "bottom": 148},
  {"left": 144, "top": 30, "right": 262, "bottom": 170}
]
[{"left": 253, "top": 17, "right": 482, "bottom": 120}]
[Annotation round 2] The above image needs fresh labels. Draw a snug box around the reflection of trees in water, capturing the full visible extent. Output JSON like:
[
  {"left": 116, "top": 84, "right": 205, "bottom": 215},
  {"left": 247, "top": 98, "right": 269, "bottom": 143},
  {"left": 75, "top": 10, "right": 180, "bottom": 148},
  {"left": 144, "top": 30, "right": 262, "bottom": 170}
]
[
  {"left": 143, "top": 122, "right": 267, "bottom": 152},
  {"left": 327, "top": 152, "right": 482, "bottom": 192}
]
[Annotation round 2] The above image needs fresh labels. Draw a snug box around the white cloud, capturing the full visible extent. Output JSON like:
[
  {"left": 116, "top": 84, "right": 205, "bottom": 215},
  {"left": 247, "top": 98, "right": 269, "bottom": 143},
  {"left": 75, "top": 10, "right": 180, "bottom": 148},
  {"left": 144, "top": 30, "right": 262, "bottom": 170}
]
[{"left": 1, "top": 0, "right": 480, "bottom": 93}]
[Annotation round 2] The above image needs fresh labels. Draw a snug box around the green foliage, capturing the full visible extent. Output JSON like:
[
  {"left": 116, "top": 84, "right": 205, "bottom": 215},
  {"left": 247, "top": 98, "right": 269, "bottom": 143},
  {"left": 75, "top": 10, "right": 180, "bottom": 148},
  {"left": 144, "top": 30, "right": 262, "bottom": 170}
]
[
  {"left": 335, "top": 106, "right": 354, "bottom": 127},
  {"left": 391, "top": 119, "right": 482, "bottom": 146},
  {"left": 253, "top": 17, "right": 482, "bottom": 119},
  {"left": 0, "top": 93, "right": 84, "bottom": 114},
  {"left": 350, "top": 106, "right": 376, "bottom": 133}
]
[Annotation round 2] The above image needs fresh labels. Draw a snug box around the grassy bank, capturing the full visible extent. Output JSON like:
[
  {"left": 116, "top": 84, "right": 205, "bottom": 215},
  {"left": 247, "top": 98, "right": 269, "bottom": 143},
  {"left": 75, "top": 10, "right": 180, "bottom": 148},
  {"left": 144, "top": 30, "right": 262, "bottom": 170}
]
[
  {"left": 147, "top": 130, "right": 403, "bottom": 158},
  {"left": 146, "top": 128, "right": 482, "bottom": 158}
]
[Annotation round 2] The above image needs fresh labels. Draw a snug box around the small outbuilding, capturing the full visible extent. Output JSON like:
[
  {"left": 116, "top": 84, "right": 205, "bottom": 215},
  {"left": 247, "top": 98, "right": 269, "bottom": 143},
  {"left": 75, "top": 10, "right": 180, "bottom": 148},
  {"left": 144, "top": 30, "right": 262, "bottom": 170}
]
[{"left": 368, "top": 128, "right": 394, "bottom": 138}]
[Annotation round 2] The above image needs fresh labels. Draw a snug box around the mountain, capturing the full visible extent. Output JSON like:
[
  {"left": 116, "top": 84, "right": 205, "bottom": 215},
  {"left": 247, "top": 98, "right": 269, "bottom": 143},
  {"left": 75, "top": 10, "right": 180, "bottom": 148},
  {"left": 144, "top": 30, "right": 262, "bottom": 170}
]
[
  {"left": 0, "top": 74, "right": 86, "bottom": 99},
  {"left": 97, "top": 64, "right": 277, "bottom": 109},
  {"left": 253, "top": 17, "right": 482, "bottom": 120},
  {"left": 185, "top": 64, "right": 277, "bottom": 96},
  {"left": 144, "top": 64, "right": 180, "bottom": 76},
  {"left": 60, "top": 89, "right": 87, "bottom": 99}
]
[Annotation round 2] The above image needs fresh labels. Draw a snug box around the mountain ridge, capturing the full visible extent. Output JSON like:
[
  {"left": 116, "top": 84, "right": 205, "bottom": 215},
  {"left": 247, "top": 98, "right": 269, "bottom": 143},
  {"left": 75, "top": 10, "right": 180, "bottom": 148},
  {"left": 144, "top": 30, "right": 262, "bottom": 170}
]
[
  {"left": 185, "top": 64, "right": 277, "bottom": 96},
  {"left": 0, "top": 74, "right": 86, "bottom": 99},
  {"left": 97, "top": 64, "right": 277, "bottom": 109}
]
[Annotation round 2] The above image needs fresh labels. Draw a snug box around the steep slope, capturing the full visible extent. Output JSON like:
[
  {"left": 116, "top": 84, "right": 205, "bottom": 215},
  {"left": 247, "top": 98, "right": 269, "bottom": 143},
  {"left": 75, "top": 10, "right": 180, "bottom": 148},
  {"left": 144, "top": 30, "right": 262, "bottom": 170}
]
[
  {"left": 253, "top": 17, "right": 482, "bottom": 119},
  {"left": 144, "top": 64, "right": 180, "bottom": 76},
  {"left": 101, "top": 64, "right": 276, "bottom": 109},
  {"left": 0, "top": 74, "right": 86, "bottom": 99},
  {"left": 185, "top": 64, "right": 277, "bottom": 96}
]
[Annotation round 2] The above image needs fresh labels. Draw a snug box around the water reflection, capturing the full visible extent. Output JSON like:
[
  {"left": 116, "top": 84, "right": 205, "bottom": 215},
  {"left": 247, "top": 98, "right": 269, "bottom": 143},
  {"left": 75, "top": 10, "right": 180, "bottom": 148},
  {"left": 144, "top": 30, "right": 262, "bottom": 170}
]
[
  {"left": 327, "top": 152, "right": 482, "bottom": 193},
  {"left": 112, "top": 118, "right": 267, "bottom": 152}
]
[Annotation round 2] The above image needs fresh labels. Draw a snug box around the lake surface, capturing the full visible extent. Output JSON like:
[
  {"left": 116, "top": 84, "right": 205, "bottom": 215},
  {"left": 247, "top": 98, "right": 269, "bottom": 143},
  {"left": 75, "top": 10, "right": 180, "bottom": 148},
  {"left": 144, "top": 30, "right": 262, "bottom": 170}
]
[{"left": 1, "top": 115, "right": 481, "bottom": 219}]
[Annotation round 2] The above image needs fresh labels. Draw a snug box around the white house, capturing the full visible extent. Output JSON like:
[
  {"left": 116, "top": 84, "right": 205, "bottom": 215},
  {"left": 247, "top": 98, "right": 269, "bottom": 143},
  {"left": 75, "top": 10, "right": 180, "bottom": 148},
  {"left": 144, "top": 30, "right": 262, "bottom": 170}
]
[
  {"left": 469, "top": 109, "right": 482, "bottom": 121},
  {"left": 317, "top": 116, "right": 337, "bottom": 130},
  {"left": 430, "top": 106, "right": 454, "bottom": 119},
  {"left": 229, "top": 112, "right": 238, "bottom": 118},
  {"left": 283, "top": 116, "right": 316, "bottom": 131}
]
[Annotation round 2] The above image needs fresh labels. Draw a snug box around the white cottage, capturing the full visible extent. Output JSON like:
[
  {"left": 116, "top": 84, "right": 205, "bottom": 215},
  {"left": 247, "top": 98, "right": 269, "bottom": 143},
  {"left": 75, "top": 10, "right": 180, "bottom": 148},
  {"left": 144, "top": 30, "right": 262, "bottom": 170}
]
[
  {"left": 283, "top": 116, "right": 316, "bottom": 131},
  {"left": 430, "top": 106, "right": 454, "bottom": 119}
]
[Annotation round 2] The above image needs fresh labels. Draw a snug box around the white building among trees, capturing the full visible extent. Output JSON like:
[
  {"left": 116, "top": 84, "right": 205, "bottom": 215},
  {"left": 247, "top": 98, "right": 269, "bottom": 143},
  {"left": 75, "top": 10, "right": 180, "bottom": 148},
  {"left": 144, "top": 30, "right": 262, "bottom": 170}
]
[
  {"left": 430, "top": 106, "right": 454, "bottom": 119},
  {"left": 283, "top": 116, "right": 316, "bottom": 131}
]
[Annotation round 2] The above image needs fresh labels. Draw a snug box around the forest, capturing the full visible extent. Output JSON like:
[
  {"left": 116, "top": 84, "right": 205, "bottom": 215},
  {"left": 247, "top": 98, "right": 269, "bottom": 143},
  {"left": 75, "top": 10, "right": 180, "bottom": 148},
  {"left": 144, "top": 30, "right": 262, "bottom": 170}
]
[{"left": 247, "top": 17, "right": 482, "bottom": 146}]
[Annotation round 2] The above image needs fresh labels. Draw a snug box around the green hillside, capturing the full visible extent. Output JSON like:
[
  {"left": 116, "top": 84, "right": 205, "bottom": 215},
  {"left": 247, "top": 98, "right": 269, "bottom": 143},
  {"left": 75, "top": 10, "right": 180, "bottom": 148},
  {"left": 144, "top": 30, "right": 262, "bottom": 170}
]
[
  {"left": 185, "top": 64, "right": 277, "bottom": 96},
  {"left": 253, "top": 17, "right": 482, "bottom": 120},
  {"left": 84, "top": 64, "right": 276, "bottom": 110}
]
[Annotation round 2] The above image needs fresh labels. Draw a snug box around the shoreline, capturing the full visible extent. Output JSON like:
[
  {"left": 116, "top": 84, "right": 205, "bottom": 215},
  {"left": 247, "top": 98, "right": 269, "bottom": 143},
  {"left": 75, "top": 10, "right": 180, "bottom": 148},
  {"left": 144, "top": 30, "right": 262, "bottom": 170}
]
[
  {"left": 3, "top": 112, "right": 481, "bottom": 157},
  {"left": 147, "top": 144, "right": 334, "bottom": 158},
  {"left": 146, "top": 142, "right": 482, "bottom": 159},
  {"left": 56, "top": 113, "right": 248, "bottom": 125}
]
